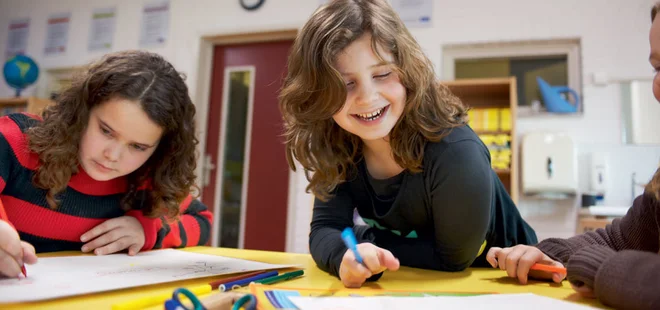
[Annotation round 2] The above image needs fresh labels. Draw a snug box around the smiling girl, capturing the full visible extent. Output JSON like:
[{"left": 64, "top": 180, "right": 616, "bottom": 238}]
[{"left": 279, "top": 0, "right": 537, "bottom": 288}]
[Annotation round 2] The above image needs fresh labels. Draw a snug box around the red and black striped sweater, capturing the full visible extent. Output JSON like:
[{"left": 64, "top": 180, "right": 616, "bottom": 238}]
[{"left": 0, "top": 113, "right": 212, "bottom": 253}]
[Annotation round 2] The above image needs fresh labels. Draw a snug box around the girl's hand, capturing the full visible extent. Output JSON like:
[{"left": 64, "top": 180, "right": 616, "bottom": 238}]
[
  {"left": 81, "top": 216, "right": 145, "bottom": 256},
  {"left": 339, "top": 243, "right": 399, "bottom": 288},
  {"left": 486, "top": 245, "right": 566, "bottom": 284},
  {"left": 0, "top": 220, "right": 37, "bottom": 277}
]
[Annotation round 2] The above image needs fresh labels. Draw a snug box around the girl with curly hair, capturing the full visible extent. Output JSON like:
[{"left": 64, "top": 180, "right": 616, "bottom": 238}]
[
  {"left": 487, "top": 3, "right": 660, "bottom": 309},
  {"left": 279, "top": 0, "right": 536, "bottom": 288},
  {"left": 0, "top": 50, "right": 212, "bottom": 277}
]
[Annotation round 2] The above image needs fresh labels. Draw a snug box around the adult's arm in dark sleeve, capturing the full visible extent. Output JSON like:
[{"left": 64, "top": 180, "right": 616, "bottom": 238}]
[{"left": 309, "top": 183, "right": 375, "bottom": 277}]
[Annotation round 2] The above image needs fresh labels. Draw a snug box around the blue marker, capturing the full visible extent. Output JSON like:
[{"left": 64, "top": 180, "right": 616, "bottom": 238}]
[{"left": 341, "top": 227, "right": 363, "bottom": 264}]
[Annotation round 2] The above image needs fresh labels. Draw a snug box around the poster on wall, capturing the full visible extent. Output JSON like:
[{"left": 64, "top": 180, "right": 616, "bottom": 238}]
[
  {"left": 391, "top": 0, "right": 433, "bottom": 28},
  {"left": 5, "top": 18, "right": 30, "bottom": 60},
  {"left": 44, "top": 12, "right": 71, "bottom": 56},
  {"left": 88, "top": 7, "right": 116, "bottom": 52},
  {"left": 139, "top": 0, "right": 170, "bottom": 47}
]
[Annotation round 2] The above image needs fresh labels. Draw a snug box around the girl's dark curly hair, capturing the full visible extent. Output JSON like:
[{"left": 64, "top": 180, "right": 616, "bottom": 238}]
[
  {"left": 279, "top": 0, "right": 467, "bottom": 201},
  {"left": 27, "top": 50, "right": 199, "bottom": 218}
]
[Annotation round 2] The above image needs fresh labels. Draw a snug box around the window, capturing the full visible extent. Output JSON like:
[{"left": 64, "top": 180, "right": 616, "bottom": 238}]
[{"left": 442, "top": 39, "right": 582, "bottom": 115}]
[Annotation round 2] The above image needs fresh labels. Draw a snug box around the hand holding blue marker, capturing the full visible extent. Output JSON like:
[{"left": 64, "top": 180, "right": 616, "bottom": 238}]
[{"left": 341, "top": 227, "right": 363, "bottom": 264}]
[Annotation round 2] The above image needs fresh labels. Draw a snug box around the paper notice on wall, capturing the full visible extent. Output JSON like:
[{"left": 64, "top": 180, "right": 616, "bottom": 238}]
[
  {"left": 391, "top": 0, "right": 433, "bottom": 28},
  {"left": 88, "top": 7, "right": 116, "bottom": 51},
  {"left": 5, "top": 18, "right": 30, "bottom": 59},
  {"left": 140, "top": 0, "right": 169, "bottom": 47},
  {"left": 44, "top": 12, "right": 71, "bottom": 56}
]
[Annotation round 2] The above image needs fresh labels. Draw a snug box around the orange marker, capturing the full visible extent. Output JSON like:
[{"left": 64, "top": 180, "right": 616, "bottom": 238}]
[
  {"left": 0, "top": 199, "right": 26, "bottom": 277},
  {"left": 530, "top": 263, "right": 566, "bottom": 274}
]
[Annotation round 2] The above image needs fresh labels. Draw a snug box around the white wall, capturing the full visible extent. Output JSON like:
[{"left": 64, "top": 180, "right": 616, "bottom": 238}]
[
  {"left": 631, "top": 80, "right": 660, "bottom": 144},
  {"left": 1, "top": 0, "right": 660, "bottom": 251}
]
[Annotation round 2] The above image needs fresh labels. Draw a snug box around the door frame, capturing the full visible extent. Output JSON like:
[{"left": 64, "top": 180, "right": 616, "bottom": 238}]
[{"left": 192, "top": 29, "right": 298, "bottom": 248}]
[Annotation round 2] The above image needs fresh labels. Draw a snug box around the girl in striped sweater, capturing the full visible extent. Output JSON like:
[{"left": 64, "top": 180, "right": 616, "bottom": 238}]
[{"left": 0, "top": 50, "right": 212, "bottom": 278}]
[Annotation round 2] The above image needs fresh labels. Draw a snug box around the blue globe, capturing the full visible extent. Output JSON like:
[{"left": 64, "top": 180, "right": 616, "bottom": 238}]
[{"left": 3, "top": 55, "right": 39, "bottom": 96}]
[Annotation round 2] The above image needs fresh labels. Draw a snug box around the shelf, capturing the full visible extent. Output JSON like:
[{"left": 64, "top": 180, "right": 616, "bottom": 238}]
[
  {"left": 475, "top": 130, "right": 511, "bottom": 135},
  {"left": 441, "top": 77, "right": 518, "bottom": 204},
  {"left": 0, "top": 98, "right": 30, "bottom": 106},
  {"left": 0, "top": 97, "right": 54, "bottom": 116},
  {"left": 442, "top": 79, "right": 512, "bottom": 101},
  {"left": 517, "top": 106, "right": 583, "bottom": 118},
  {"left": 441, "top": 77, "right": 513, "bottom": 87}
]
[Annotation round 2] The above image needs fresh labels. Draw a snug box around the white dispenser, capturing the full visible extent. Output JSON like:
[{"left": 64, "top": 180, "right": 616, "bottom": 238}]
[
  {"left": 589, "top": 153, "right": 608, "bottom": 195},
  {"left": 521, "top": 132, "right": 577, "bottom": 195}
]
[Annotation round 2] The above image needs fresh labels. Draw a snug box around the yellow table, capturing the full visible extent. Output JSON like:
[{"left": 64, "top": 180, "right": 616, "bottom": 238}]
[{"left": 3, "top": 246, "right": 607, "bottom": 309}]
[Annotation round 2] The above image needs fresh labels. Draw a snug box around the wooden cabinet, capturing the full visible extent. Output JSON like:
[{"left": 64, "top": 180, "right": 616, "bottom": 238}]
[
  {"left": 442, "top": 77, "right": 519, "bottom": 203},
  {"left": 0, "top": 97, "right": 54, "bottom": 117}
]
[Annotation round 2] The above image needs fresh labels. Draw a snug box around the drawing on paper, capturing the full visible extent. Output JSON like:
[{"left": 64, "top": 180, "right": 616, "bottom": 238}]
[{"left": 0, "top": 249, "right": 294, "bottom": 304}]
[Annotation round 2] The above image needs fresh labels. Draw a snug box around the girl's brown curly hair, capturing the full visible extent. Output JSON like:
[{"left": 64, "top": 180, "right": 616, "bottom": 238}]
[
  {"left": 27, "top": 50, "right": 199, "bottom": 218},
  {"left": 279, "top": 0, "right": 467, "bottom": 201}
]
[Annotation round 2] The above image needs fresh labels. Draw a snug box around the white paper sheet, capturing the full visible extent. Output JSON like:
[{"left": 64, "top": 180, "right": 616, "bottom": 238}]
[
  {"left": 0, "top": 249, "right": 294, "bottom": 303},
  {"left": 44, "top": 12, "right": 71, "bottom": 55},
  {"left": 391, "top": 0, "right": 433, "bottom": 28},
  {"left": 5, "top": 18, "right": 30, "bottom": 59},
  {"left": 88, "top": 7, "right": 116, "bottom": 51},
  {"left": 139, "top": 0, "right": 169, "bottom": 47},
  {"left": 289, "top": 293, "right": 597, "bottom": 310}
]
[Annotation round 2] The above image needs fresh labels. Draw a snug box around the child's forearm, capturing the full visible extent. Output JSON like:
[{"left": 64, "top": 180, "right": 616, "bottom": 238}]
[
  {"left": 309, "top": 225, "right": 351, "bottom": 277},
  {"left": 127, "top": 197, "right": 212, "bottom": 250},
  {"left": 594, "top": 250, "right": 660, "bottom": 310},
  {"left": 537, "top": 194, "right": 657, "bottom": 264},
  {"left": 155, "top": 199, "right": 212, "bottom": 248}
]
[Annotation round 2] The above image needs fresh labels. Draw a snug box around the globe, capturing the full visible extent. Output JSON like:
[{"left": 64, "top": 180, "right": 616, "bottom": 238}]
[{"left": 3, "top": 54, "right": 39, "bottom": 97}]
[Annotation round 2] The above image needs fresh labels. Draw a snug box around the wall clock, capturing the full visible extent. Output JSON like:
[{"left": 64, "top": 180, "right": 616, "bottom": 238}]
[{"left": 240, "top": 0, "right": 265, "bottom": 11}]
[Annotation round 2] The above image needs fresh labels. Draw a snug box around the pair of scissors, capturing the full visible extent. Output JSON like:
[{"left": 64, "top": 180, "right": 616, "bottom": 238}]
[
  {"left": 164, "top": 288, "right": 206, "bottom": 310},
  {"left": 231, "top": 294, "right": 257, "bottom": 310}
]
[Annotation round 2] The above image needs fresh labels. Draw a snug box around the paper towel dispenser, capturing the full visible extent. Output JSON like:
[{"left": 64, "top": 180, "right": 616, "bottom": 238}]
[{"left": 522, "top": 132, "right": 577, "bottom": 195}]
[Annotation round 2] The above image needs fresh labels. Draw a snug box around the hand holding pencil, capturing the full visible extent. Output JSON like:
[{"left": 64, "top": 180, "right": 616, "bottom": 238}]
[
  {"left": 0, "top": 219, "right": 37, "bottom": 278},
  {"left": 486, "top": 245, "right": 566, "bottom": 285}
]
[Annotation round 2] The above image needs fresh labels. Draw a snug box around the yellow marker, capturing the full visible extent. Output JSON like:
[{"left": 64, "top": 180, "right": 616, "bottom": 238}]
[{"left": 112, "top": 284, "right": 212, "bottom": 310}]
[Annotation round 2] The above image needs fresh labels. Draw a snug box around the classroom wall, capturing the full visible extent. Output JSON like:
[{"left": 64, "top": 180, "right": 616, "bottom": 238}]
[{"left": 1, "top": 0, "right": 660, "bottom": 251}]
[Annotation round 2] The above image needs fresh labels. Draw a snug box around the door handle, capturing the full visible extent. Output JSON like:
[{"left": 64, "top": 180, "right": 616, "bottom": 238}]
[{"left": 202, "top": 154, "right": 216, "bottom": 186}]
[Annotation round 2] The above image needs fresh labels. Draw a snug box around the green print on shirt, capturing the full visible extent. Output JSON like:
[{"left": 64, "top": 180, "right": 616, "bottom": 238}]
[{"left": 362, "top": 218, "right": 418, "bottom": 238}]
